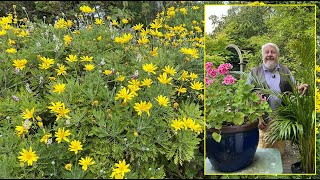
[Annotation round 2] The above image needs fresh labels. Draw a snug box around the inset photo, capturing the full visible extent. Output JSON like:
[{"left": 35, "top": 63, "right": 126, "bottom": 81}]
[{"left": 204, "top": 3, "right": 316, "bottom": 175}]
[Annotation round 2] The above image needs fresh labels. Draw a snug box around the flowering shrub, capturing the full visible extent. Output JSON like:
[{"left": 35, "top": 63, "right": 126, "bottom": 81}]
[
  {"left": 205, "top": 62, "right": 272, "bottom": 142},
  {"left": 0, "top": 2, "right": 204, "bottom": 179}
]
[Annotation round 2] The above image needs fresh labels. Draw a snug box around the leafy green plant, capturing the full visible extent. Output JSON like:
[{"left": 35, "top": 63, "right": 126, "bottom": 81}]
[
  {"left": 266, "top": 89, "right": 315, "bottom": 174},
  {"left": 264, "top": 34, "right": 315, "bottom": 174},
  {"left": 205, "top": 62, "right": 272, "bottom": 142}
]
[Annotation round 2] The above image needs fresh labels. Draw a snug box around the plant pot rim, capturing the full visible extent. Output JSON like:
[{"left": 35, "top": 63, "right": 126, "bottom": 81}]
[{"left": 207, "top": 120, "right": 259, "bottom": 134}]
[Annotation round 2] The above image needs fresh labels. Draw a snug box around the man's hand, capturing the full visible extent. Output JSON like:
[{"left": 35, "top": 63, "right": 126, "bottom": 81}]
[
  {"left": 258, "top": 121, "right": 267, "bottom": 130},
  {"left": 298, "top": 84, "right": 308, "bottom": 95}
]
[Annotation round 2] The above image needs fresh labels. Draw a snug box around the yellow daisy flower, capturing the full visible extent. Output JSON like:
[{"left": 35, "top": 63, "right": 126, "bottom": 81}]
[
  {"left": 190, "top": 81, "right": 203, "bottom": 91},
  {"left": 141, "top": 78, "right": 153, "bottom": 87},
  {"left": 55, "top": 127, "right": 71, "bottom": 143},
  {"left": 162, "top": 65, "right": 176, "bottom": 76},
  {"left": 94, "top": 18, "right": 104, "bottom": 25},
  {"left": 133, "top": 23, "right": 143, "bottom": 31},
  {"left": 66, "top": 54, "right": 78, "bottom": 62},
  {"left": 143, "top": 63, "right": 158, "bottom": 74},
  {"left": 13, "top": 59, "right": 27, "bottom": 70},
  {"left": 52, "top": 83, "right": 66, "bottom": 94},
  {"left": 134, "top": 101, "right": 152, "bottom": 116},
  {"left": 171, "top": 119, "right": 184, "bottom": 131},
  {"left": 22, "top": 107, "right": 35, "bottom": 120},
  {"left": 65, "top": 163, "right": 72, "bottom": 171},
  {"left": 55, "top": 103, "right": 71, "bottom": 120},
  {"left": 104, "top": 69, "right": 113, "bottom": 75},
  {"left": 110, "top": 160, "right": 131, "bottom": 179},
  {"left": 68, "top": 140, "right": 83, "bottom": 154},
  {"left": 176, "top": 86, "right": 187, "bottom": 96},
  {"left": 18, "top": 147, "right": 39, "bottom": 166},
  {"left": 40, "top": 133, "right": 52, "bottom": 144},
  {"left": 79, "top": 156, "right": 95, "bottom": 171},
  {"left": 115, "top": 87, "right": 135, "bottom": 103},
  {"left": 80, "top": 5, "right": 95, "bottom": 13},
  {"left": 117, "top": 75, "right": 125, "bottom": 82},
  {"left": 83, "top": 64, "right": 95, "bottom": 71},
  {"left": 157, "top": 73, "right": 172, "bottom": 85},
  {"left": 39, "top": 57, "right": 55, "bottom": 70},
  {"left": 150, "top": 47, "right": 158, "bottom": 57},
  {"left": 48, "top": 101, "right": 64, "bottom": 113},
  {"left": 64, "top": 35, "right": 72, "bottom": 46},
  {"left": 80, "top": 56, "right": 93, "bottom": 62},
  {"left": 155, "top": 95, "right": 169, "bottom": 107},
  {"left": 111, "top": 20, "right": 118, "bottom": 26},
  {"left": 6, "top": 48, "right": 17, "bottom": 54},
  {"left": 122, "top": 18, "right": 129, "bottom": 24},
  {"left": 189, "top": 72, "right": 198, "bottom": 80},
  {"left": 55, "top": 64, "right": 67, "bottom": 75}
]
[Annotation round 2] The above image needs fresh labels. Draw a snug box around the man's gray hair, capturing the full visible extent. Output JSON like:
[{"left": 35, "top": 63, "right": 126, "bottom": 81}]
[{"left": 262, "top": 43, "right": 280, "bottom": 56}]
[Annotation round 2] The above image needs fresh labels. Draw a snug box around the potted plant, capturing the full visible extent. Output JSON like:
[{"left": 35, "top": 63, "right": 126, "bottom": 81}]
[
  {"left": 264, "top": 74, "right": 315, "bottom": 173},
  {"left": 257, "top": 79, "right": 315, "bottom": 174},
  {"left": 259, "top": 36, "right": 315, "bottom": 174},
  {"left": 205, "top": 62, "right": 272, "bottom": 172}
]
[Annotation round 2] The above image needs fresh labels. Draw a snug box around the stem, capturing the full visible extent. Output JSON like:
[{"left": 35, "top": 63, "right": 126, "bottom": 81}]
[
  {"left": 22, "top": 8, "right": 30, "bottom": 21},
  {"left": 52, "top": 162, "right": 56, "bottom": 177},
  {"left": 0, "top": 74, "right": 35, "bottom": 95},
  {"left": 22, "top": 165, "right": 26, "bottom": 178},
  {"left": 3, "top": 71, "right": 6, "bottom": 91},
  {"left": 176, "top": 163, "right": 183, "bottom": 179},
  {"left": 74, "top": 154, "right": 78, "bottom": 178}
]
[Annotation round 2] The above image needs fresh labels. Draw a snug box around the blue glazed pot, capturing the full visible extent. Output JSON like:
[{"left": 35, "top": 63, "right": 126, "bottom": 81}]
[{"left": 206, "top": 120, "right": 259, "bottom": 172}]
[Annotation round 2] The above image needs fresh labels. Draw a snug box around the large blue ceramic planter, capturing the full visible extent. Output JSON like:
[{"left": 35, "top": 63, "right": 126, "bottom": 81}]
[{"left": 206, "top": 120, "right": 259, "bottom": 172}]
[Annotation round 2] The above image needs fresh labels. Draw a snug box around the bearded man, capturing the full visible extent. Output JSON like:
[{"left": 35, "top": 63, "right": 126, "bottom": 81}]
[{"left": 247, "top": 42, "right": 308, "bottom": 155}]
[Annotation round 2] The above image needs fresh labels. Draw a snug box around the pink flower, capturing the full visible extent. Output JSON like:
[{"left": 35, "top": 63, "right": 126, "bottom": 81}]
[
  {"left": 217, "top": 63, "right": 233, "bottom": 75},
  {"left": 218, "top": 66, "right": 229, "bottom": 75},
  {"left": 205, "top": 62, "right": 214, "bottom": 70},
  {"left": 206, "top": 67, "right": 218, "bottom": 78},
  {"left": 222, "top": 75, "right": 236, "bottom": 85},
  {"left": 224, "top": 63, "right": 233, "bottom": 69},
  {"left": 257, "top": 93, "right": 267, "bottom": 104},
  {"left": 205, "top": 77, "right": 214, "bottom": 86}
]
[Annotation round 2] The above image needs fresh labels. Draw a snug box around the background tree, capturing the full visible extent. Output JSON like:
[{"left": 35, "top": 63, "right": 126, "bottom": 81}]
[{"left": 206, "top": 4, "right": 315, "bottom": 82}]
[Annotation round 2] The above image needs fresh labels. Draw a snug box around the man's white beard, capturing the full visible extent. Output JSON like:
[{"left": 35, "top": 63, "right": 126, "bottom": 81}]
[{"left": 263, "top": 61, "right": 278, "bottom": 72}]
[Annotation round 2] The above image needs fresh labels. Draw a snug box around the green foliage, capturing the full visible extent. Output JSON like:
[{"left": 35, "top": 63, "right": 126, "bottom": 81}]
[
  {"left": 207, "top": 5, "right": 315, "bottom": 76},
  {"left": 205, "top": 33, "right": 233, "bottom": 57},
  {"left": 264, "top": 31, "right": 315, "bottom": 173},
  {"left": 205, "top": 64, "right": 272, "bottom": 142}
]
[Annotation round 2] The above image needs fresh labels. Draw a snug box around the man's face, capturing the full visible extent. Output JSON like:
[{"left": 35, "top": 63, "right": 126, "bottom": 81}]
[{"left": 263, "top": 45, "right": 278, "bottom": 69}]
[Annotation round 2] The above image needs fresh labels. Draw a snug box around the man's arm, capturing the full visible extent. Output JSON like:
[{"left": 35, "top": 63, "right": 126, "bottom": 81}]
[{"left": 287, "top": 68, "right": 308, "bottom": 95}]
